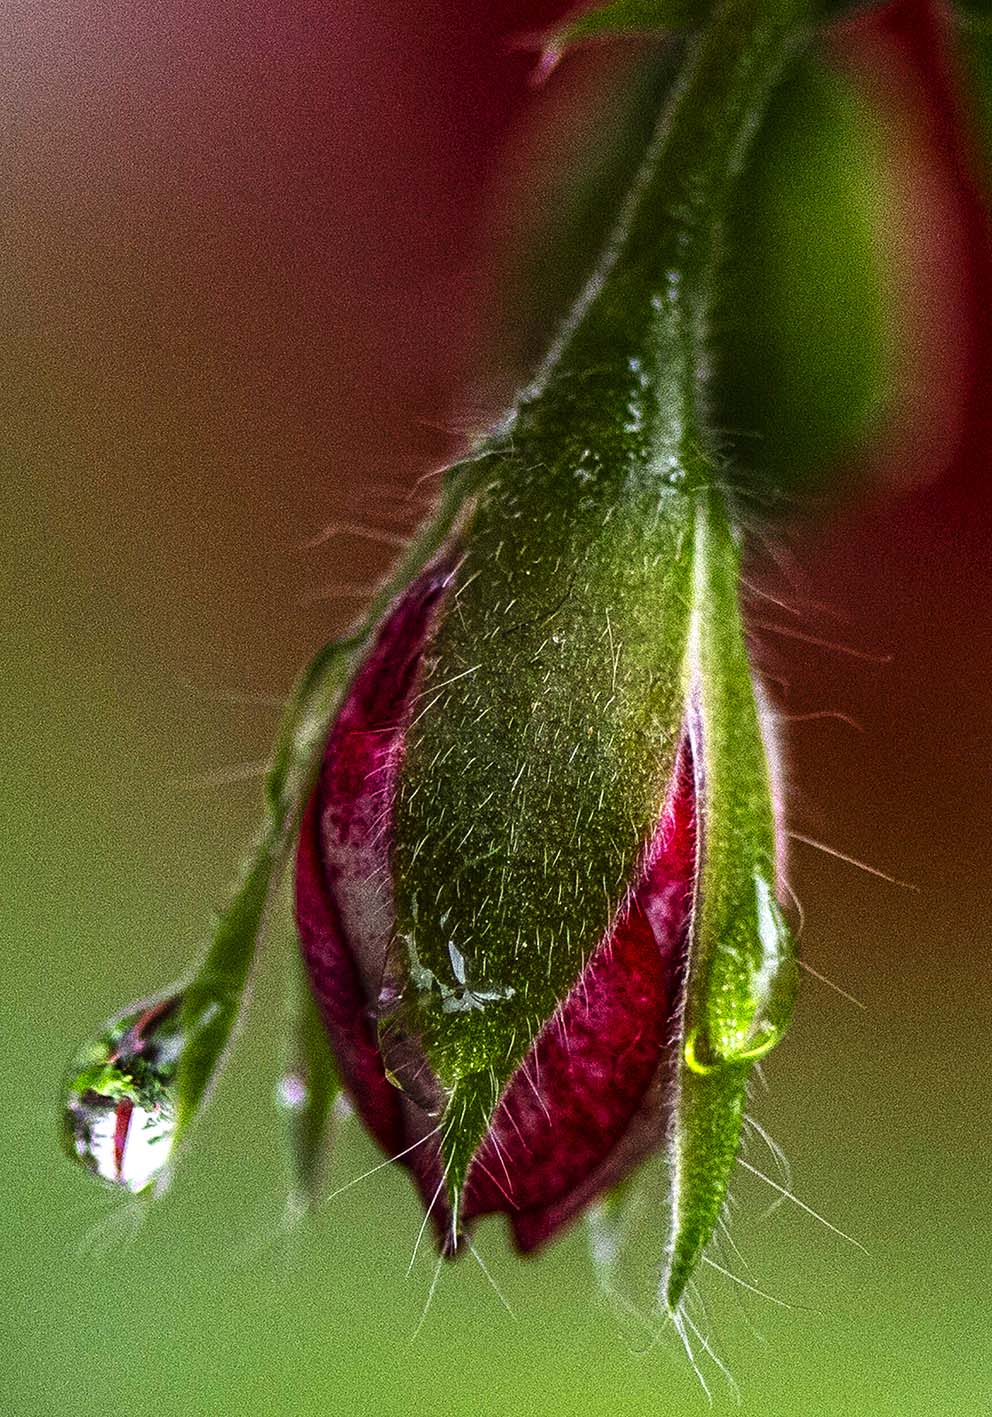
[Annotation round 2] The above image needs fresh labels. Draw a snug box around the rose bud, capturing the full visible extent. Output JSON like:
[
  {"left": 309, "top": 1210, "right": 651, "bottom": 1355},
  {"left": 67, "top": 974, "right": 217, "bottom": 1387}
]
[
  {"left": 296, "top": 465, "right": 794, "bottom": 1307},
  {"left": 293, "top": 0, "right": 807, "bottom": 1316},
  {"left": 291, "top": 1, "right": 807, "bottom": 1316}
]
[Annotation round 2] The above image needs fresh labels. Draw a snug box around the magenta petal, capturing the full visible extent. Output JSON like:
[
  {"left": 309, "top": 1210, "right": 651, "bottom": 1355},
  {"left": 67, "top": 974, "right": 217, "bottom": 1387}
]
[
  {"left": 295, "top": 559, "right": 456, "bottom": 1199},
  {"left": 463, "top": 738, "right": 696, "bottom": 1250},
  {"left": 296, "top": 793, "right": 404, "bottom": 1158}
]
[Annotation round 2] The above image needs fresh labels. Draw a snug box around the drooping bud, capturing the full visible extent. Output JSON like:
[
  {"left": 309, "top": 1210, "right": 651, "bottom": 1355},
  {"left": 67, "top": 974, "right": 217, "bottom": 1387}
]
[
  {"left": 381, "top": 0, "right": 807, "bottom": 1252},
  {"left": 295, "top": 468, "right": 796, "bottom": 1311},
  {"left": 286, "top": 0, "right": 812, "bottom": 1320}
]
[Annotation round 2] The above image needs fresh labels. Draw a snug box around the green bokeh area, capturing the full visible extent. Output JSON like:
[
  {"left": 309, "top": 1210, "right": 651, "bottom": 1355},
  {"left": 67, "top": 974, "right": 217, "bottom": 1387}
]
[{"left": 4, "top": 7, "right": 991, "bottom": 1415}]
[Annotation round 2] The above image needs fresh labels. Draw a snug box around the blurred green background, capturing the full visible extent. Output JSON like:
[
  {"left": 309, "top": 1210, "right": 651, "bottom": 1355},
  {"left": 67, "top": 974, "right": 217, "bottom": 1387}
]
[{"left": 4, "top": 1, "right": 991, "bottom": 1413}]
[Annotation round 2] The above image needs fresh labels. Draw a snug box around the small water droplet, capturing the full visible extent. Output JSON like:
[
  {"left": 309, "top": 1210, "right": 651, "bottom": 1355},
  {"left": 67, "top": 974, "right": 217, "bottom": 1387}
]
[
  {"left": 683, "top": 1019, "right": 783, "bottom": 1075},
  {"left": 61, "top": 994, "right": 184, "bottom": 1193},
  {"left": 684, "top": 870, "right": 797, "bottom": 1074}
]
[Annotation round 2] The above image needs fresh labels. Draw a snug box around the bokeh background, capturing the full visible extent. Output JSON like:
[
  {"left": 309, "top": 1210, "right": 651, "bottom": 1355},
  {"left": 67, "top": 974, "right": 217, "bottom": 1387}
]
[{"left": 4, "top": 1, "right": 991, "bottom": 1413}]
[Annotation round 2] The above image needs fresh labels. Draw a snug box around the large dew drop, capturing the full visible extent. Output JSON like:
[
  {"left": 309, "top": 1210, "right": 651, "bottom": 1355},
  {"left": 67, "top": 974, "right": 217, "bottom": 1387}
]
[{"left": 61, "top": 994, "right": 185, "bottom": 1193}]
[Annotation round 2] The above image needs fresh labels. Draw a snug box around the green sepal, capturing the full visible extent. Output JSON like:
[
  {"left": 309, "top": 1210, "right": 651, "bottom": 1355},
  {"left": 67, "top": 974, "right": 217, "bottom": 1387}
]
[
  {"left": 531, "top": 0, "right": 880, "bottom": 69},
  {"left": 396, "top": 443, "right": 696, "bottom": 1198},
  {"left": 276, "top": 953, "right": 342, "bottom": 1214},
  {"left": 59, "top": 452, "right": 485, "bottom": 1197},
  {"left": 171, "top": 636, "right": 360, "bottom": 1143},
  {"left": 684, "top": 495, "right": 796, "bottom": 1069},
  {"left": 662, "top": 492, "right": 797, "bottom": 1310},
  {"left": 59, "top": 639, "right": 360, "bottom": 1196},
  {"left": 663, "top": 1057, "right": 749, "bottom": 1310}
]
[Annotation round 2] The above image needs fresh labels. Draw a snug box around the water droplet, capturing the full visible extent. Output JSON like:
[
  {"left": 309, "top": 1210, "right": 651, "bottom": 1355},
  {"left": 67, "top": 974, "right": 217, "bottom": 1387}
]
[
  {"left": 684, "top": 870, "right": 797, "bottom": 1074},
  {"left": 683, "top": 1019, "right": 783, "bottom": 1075},
  {"left": 61, "top": 994, "right": 184, "bottom": 1193}
]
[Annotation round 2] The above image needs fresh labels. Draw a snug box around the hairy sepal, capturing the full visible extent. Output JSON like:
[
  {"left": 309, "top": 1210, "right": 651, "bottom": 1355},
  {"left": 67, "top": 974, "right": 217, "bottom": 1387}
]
[
  {"left": 662, "top": 493, "right": 797, "bottom": 1310},
  {"left": 393, "top": 421, "right": 697, "bottom": 1199}
]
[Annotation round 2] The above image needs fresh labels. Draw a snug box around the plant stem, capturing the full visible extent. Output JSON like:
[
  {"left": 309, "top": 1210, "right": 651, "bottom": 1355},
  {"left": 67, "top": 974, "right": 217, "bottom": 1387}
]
[{"left": 526, "top": 0, "right": 811, "bottom": 463}]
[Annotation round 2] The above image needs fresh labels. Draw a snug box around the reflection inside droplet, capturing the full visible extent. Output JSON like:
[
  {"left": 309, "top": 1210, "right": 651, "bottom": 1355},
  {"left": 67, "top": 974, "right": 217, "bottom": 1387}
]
[
  {"left": 61, "top": 995, "right": 184, "bottom": 1193},
  {"left": 683, "top": 1019, "right": 783, "bottom": 1076}
]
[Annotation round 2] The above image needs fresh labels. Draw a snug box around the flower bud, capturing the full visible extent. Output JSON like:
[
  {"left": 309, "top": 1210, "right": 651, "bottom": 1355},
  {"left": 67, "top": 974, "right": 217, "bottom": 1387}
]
[
  {"left": 295, "top": 0, "right": 807, "bottom": 1314},
  {"left": 296, "top": 461, "right": 796, "bottom": 1308},
  {"left": 59, "top": 0, "right": 811, "bottom": 1325}
]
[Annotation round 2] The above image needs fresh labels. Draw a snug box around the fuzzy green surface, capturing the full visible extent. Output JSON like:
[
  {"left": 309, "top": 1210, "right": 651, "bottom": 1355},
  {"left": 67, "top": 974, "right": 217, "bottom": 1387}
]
[
  {"left": 393, "top": 424, "right": 695, "bottom": 1184},
  {"left": 683, "top": 496, "right": 796, "bottom": 1073},
  {"left": 662, "top": 494, "right": 797, "bottom": 1310},
  {"left": 394, "top": 0, "right": 809, "bottom": 1199}
]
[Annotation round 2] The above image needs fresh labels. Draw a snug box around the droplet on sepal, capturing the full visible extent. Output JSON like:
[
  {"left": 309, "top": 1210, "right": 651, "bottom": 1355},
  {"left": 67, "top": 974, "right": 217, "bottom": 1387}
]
[
  {"left": 683, "top": 868, "right": 797, "bottom": 1073},
  {"left": 60, "top": 994, "right": 184, "bottom": 1193}
]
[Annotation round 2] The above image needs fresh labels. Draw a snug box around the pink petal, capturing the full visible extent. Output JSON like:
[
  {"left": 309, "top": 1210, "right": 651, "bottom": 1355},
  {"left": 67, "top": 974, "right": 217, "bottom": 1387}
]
[{"left": 295, "top": 559, "right": 456, "bottom": 1191}]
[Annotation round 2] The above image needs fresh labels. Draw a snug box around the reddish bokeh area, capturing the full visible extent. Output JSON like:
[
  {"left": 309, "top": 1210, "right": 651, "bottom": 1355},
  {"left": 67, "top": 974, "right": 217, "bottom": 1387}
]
[{"left": 4, "top": 0, "right": 987, "bottom": 519}]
